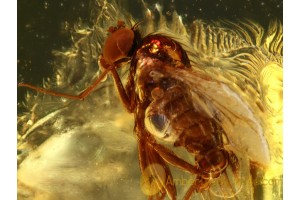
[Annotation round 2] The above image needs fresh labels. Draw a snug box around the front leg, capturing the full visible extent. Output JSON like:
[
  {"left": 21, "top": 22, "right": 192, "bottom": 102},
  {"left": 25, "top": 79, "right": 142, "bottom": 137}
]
[{"left": 99, "top": 57, "right": 136, "bottom": 113}]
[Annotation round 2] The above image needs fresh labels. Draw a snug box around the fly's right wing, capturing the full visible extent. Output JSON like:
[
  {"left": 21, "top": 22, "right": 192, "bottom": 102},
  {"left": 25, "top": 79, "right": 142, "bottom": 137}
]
[{"left": 163, "top": 66, "right": 270, "bottom": 167}]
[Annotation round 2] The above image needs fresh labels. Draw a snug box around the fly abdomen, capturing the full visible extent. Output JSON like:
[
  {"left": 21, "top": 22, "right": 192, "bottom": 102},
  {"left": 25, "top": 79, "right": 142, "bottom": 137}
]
[{"left": 174, "top": 111, "right": 228, "bottom": 179}]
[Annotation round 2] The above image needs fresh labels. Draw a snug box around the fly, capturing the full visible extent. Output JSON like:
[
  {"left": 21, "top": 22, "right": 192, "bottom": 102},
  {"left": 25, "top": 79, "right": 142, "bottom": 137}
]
[{"left": 18, "top": 20, "right": 271, "bottom": 200}]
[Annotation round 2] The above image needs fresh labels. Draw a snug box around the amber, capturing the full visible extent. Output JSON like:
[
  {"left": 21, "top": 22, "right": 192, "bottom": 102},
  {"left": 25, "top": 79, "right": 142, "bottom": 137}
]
[{"left": 18, "top": 0, "right": 282, "bottom": 199}]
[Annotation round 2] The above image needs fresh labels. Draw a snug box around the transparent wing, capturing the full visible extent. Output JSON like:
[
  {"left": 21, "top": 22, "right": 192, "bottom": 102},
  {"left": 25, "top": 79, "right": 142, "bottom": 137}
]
[
  {"left": 163, "top": 66, "right": 270, "bottom": 167},
  {"left": 186, "top": 19, "right": 283, "bottom": 199},
  {"left": 160, "top": 19, "right": 282, "bottom": 168}
]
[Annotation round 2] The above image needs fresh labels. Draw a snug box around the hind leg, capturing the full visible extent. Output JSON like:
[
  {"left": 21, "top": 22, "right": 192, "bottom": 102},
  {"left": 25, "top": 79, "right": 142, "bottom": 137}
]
[{"left": 183, "top": 176, "right": 211, "bottom": 200}]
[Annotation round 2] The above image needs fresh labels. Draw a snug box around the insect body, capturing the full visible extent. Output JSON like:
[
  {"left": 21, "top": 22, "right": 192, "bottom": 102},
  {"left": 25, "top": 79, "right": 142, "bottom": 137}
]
[
  {"left": 134, "top": 34, "right": 228, "bottom": 181},
  {"left": 18, "top": 21, "right": 270, "bottom": 200}
]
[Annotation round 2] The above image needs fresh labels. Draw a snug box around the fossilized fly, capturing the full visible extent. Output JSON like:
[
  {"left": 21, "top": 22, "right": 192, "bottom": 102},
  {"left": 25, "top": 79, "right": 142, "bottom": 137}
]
[{"left": 18, "top": 1, "right": 282, "bottom": 199}]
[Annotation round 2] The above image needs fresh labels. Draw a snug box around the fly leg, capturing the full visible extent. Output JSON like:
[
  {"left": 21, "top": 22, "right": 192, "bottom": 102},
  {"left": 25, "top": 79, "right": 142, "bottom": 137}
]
[
  {"left": 108, "top": 66, "right": 135, "bottom": 112},
  {"left": 19, "top": 57, "right": 137, "bottom": 113},
  {"left": 137, "top": 129, "right": 176, "bottom": 200},
  {"left": 140, "top": 137, "right": 212, "bottom": 200},
  {"left": 18, "top": 67, "right": 111, "bottom": 100},
  {"left": 183, "top": 176, "right": 211, "bottom": 200},
  {"left": 135, "top": 109, "right": 200, "bottom": 176},
  {"left": 99, "top": 57, "right": 136, "bottom": 113},
  {"left": 147, "top": 140, "right": 200, "bottom": 175}
]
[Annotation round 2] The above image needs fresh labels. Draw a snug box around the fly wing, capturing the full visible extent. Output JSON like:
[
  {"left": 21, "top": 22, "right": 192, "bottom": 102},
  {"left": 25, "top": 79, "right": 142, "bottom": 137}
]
[
  {"left": 186, "top": 19, "right": 283, "bottom": 170},
  {"left": 164, "top": 66, "right": 270, "bottom": 167}
]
